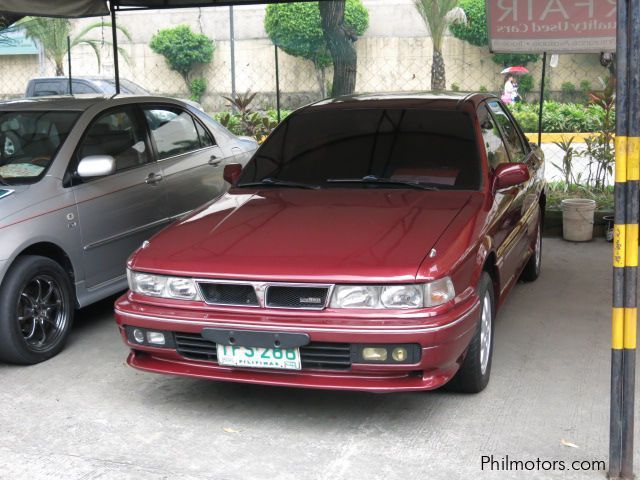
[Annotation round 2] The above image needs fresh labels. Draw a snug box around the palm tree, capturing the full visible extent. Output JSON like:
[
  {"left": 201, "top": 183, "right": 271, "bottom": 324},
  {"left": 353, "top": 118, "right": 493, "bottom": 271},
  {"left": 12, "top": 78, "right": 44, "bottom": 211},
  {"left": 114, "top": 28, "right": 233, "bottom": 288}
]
[
  {"left": 18, "top": 17, "right": 131, "bottom": 76},
  {"left": 415, "top": 0, "right": 466, "bottom": 91}
]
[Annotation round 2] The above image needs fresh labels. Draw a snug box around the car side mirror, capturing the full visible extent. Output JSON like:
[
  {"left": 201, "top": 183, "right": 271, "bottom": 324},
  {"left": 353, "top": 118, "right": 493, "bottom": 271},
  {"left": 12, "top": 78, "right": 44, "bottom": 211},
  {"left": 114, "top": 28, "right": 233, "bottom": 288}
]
[
  {"left": 77, "top": 155, "right": 116, "bottom": 178},
  {"left": 494, "top": 163, "right": 530, "bottom": 190},
  {"left": 224, "top": 163, "right": 243, "bottom": 185}
]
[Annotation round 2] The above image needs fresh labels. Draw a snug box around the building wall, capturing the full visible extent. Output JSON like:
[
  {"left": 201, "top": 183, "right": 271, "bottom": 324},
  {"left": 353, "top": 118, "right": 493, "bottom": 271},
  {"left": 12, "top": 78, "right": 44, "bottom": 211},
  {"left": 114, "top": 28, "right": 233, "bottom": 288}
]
[{"left": 0, "top": 1, "right": 610, "bottom": 109}]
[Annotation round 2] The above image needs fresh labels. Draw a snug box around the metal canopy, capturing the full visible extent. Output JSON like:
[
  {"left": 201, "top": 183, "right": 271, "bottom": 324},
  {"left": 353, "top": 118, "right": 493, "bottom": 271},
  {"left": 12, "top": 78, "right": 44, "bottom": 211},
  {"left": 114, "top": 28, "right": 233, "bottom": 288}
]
[{"left": 0, "top": 0, "right": 314, "bottom": 18}]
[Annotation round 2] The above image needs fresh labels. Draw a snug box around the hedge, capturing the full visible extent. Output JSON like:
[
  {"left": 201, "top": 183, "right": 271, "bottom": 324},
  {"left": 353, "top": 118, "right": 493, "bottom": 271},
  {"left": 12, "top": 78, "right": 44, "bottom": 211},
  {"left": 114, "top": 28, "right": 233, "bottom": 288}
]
[{"left": 508, "top": 101, "right": 610, "bottom": 133}]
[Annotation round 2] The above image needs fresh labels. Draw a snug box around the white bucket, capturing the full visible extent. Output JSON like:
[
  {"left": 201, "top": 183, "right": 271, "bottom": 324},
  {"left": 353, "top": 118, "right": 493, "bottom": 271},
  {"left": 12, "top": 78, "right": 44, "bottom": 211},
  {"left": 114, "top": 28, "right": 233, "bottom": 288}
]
[{"left": 561, "top": 198, "right": 596, "bottom": 242}]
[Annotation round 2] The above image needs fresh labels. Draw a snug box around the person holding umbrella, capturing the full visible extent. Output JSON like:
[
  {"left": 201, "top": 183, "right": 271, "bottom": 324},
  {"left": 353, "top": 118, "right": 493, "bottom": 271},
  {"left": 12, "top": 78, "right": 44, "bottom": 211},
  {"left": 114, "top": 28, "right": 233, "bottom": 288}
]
[{"left": 501, "top": 66, "right": 529, "bottom": 104}]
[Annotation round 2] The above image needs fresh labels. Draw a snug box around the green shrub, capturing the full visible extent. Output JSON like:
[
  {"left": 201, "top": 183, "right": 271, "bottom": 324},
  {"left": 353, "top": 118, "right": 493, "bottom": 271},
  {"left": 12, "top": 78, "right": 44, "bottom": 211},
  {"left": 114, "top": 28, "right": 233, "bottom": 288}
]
[
  {"left": 451, "top": 83, "right": 460, "bottom": 92},
  {"left": 189, "top": 78, "right": 207, "bottom": 102},
  {"left": 508, "top": 101, "right": 614, "bottom": 133},
  {"left": 517, "top": 74, "right": 534, "bottom": 100},
  {"left": 479, "top": 85, "right": 488, "bottom": 93},
  {"left": 150, "top": 25, "right": 214, "bottom": 86},
  {"left": 561, "top": 81, "right": 576, "bottom": 102}
]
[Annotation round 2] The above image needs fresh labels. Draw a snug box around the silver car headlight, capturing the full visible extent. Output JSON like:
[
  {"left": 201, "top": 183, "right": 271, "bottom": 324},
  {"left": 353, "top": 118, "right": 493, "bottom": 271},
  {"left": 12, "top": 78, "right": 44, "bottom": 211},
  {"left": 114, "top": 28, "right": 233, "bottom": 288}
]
[
  {"left": 330, "top": 277, "right": 455, "bottom": 309},
  {"left": 128, "top": 269, "right": 201, "bottom": 301}
]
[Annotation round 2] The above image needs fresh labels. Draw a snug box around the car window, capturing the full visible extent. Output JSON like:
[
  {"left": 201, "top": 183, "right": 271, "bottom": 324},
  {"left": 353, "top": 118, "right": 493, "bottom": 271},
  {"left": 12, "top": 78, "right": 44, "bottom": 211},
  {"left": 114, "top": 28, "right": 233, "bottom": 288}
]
[
  {"left": 487, "top": 101, "right": 526, "bottom": 163},
  {"left": 143, "top": 107, "right": 201, "bottom": 160},
  {"left": 78, "top": 106, "right": 150, "bottom": 172},
  {"left": 33, "top": 81, "right": 64, "bottom": 96},
  {"left": 195, "top": 120, "right": 215, "bottom": 148},
  {"left": 239, "top": 107, "right": 481, "bottom": 190},
  {"left": 477, "top": 105, "right": 510, "bottom": 170},
  {"left": 0, "top": 110, "right": 80, "bottom": 184},
  {"left": 71, "top": 81, "right": 97, "bottom": 94}
]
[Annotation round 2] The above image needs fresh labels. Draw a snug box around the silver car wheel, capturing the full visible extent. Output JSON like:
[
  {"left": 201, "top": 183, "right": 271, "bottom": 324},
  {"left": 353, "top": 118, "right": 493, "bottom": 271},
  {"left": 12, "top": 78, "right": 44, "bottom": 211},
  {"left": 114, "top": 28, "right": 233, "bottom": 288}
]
[
  {"left": 534, "top": 224, "right": 542, "bottom": 271},
  {"left": 479, "top": 290, "right": 492, "bottom": 375},
  {"left": 17, "top": 275, "right": 69, "bottom": 352}
]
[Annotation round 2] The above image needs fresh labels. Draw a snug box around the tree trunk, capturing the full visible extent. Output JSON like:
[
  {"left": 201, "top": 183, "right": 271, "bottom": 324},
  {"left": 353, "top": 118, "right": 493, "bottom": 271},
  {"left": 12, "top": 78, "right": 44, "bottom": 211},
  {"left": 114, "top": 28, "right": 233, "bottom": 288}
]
[
  {"left": 319, "top": 0, "right": 358, "bottom": 97},
  {"left": 431, "top": 49, "right": 446, "bottom": 91},
  {"left": 55, "top": 61, "right": 64, "bottom": 76}
]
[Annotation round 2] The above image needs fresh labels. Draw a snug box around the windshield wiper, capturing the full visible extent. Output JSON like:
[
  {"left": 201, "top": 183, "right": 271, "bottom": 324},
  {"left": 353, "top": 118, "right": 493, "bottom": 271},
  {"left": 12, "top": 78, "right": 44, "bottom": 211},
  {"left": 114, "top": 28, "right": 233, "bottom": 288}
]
[
  {"left": 326, "top": 175, "right": 439, "bottom": 191},
  {"left": 236, "top": 178, "right": 320, "bottom": 190}
]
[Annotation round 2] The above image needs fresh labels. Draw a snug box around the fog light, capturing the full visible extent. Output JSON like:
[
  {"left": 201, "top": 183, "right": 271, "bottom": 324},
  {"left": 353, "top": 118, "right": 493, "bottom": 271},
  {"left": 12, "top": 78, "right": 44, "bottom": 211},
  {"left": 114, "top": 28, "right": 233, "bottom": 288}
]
[
  {"left": 362, "top": 347, "right": 388, "bottom": 361},
  {"left": 147, "top": 331, "right": 166, "bottom": 345},
  {"left": 132, "top": 328, "right": 145, "bottom": 343},
  {"left": 392, "top": 347, "right": 408, "bottom": 362}
]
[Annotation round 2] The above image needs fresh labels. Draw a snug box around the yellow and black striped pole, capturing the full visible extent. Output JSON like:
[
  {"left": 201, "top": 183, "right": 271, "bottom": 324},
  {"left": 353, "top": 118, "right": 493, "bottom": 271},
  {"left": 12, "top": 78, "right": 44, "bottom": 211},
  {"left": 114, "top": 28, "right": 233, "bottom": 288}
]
[{"left": 610, "top": 1, "right": 638, "bottom": 478}]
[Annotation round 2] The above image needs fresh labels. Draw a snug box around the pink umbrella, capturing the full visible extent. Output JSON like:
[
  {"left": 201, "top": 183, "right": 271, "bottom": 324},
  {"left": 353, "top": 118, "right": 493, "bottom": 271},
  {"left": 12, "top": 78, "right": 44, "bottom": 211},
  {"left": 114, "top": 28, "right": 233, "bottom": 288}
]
[{"left": 501, "top": 66, "right": 529, "bottom": 75}]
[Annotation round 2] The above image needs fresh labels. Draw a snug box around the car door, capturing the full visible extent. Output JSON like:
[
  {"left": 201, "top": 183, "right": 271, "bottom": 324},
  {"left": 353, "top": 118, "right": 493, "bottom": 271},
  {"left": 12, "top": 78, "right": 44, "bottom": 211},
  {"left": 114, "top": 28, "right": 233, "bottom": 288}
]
[
  {"left": 142, "top": 105, "right": 227, "bottom": 220},
  {"left": 483, "top": 101, "right": 533, "bottom": 289},
  {"left": 71, "top": 104, "right": 167, "bottom": 289}
]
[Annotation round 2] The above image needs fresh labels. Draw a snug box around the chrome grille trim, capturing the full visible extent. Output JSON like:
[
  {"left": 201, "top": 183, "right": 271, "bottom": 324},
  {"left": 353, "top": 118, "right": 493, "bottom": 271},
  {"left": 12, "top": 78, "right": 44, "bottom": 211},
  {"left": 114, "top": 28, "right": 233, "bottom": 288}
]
[{"left": 195, "top": 279, "right": 335, "bottom": 310}]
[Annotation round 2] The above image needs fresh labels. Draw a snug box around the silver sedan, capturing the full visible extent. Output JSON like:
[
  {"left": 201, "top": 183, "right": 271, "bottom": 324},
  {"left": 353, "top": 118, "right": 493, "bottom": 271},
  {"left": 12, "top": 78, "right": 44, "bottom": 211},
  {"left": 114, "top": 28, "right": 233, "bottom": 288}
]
[{"left": 0, "top": 95, "right": 257, "bottom": 364}]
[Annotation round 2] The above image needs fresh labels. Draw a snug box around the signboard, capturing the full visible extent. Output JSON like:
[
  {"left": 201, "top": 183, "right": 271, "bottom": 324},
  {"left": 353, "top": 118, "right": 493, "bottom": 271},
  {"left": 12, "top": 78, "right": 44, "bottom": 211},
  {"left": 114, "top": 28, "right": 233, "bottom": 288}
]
[{"left": 487, "top": 0, "right": 617, "bottom": 53}]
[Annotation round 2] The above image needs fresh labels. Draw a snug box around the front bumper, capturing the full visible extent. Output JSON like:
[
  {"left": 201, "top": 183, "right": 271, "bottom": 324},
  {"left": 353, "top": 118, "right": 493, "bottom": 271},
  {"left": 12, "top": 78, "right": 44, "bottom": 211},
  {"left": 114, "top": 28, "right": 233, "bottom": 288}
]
[{"left": 115, "top": 293, "right": 480, "bottom": 392}]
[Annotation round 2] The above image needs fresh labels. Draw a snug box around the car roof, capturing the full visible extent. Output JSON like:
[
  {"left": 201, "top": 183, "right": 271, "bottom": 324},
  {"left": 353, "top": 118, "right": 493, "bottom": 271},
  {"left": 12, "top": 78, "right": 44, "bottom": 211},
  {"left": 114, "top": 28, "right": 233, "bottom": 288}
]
[
  {"left": 0, "top": 95, "right": 186, "bottom": 112},
  {"left": 28, "top": 76, "right": 130, "bottom": 82},
  {"left": 307, "top": 92, "right": 498, "bottom": 112}
]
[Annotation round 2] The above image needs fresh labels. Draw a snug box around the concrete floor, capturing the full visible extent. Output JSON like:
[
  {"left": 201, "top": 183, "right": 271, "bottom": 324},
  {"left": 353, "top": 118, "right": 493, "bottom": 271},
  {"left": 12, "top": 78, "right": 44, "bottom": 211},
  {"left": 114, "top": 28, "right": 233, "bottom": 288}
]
[{"left": 1, "top": 238, "right": 637, "bottom": 480}]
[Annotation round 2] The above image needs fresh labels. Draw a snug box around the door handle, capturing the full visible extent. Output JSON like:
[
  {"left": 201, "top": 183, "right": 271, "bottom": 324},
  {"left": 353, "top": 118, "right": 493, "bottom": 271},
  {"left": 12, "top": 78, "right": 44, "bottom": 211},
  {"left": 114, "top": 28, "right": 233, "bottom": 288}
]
[
  {"left": 145, "top": 172, "right": 163, "bottom": 185},
  {"left": 209, "top": 155, "right": 223, "bottom": 167}
]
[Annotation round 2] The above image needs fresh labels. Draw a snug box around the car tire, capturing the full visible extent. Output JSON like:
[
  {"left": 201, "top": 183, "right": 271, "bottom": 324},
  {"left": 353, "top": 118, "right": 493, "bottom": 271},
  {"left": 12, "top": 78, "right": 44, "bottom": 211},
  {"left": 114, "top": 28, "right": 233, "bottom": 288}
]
[
  {"left": 446, "top": 272, "right": 495, "bottom": 394},
  {"left": 520, "top": 207, "right": 542, "bottom": 282},
  {"left": 0, "top": 256, "right": 74, "bottom": 365}
]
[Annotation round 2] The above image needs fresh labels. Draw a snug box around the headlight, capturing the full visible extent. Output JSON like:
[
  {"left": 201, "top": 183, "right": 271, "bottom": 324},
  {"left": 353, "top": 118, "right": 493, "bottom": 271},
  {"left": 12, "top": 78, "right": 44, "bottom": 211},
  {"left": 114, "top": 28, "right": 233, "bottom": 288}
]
[
  {"left": 128, "top": 269, "right": 201, "bottom": 301},
  {"left": 330, "top": 278, "right": 455, "bottom": 309}
]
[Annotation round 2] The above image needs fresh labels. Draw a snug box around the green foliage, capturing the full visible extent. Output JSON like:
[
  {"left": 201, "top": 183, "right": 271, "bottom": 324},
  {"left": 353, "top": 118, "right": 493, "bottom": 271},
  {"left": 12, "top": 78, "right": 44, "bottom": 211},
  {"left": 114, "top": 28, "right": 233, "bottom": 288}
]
[
  {"left": 150, "top": 25, "right": 214, "bottom": 84},
  {"left": 216, "top": 91, "right": 282, "bottom": 141},
  {"left": 19, "top": 17, "right": 131, "bottom": 76},
  {"left": 450, "top": 0, "right": 486, "bottom": 46},
  {"left": 450, "top": 82, "right": 460, "bottom": 91},
  {"left": 264, "top": 0, "right": 368, "bottom": 69},
  {"left": 517, "top": 74, "right": 534, "bottom": 100},
  {"left": 478, "top": 85, "right": 488, "bottom": 93},
  {"left": 561, "top": 81, "right": 576, "bottom": 103},
  {"left": 546, "top": 181, "right": 613, "bottom": 210},
  {"left": 509, "top": 101, "right": 613, "bottom": 133},
  {"left": 189, "top": 78, "right": 206, "bottom": 102},
  {"left": 579, "top": 80, "right": 592, "bottom": 94},
  {"left": 492, "top": 52, "right": 540, "bottom": 66}
]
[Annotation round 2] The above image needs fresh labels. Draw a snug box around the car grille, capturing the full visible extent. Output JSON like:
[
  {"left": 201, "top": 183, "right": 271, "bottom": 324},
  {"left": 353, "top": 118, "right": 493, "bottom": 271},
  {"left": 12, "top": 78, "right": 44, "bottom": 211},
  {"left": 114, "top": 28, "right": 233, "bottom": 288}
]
[
  {"left": 265, "top": 286, "right": 330, "bottom": 309},
  {"left": 174, "top": 332, "right": 351, "bottom": 370},
  {"left": 198, "top": 283, "right": 259, "bottom": 307}
]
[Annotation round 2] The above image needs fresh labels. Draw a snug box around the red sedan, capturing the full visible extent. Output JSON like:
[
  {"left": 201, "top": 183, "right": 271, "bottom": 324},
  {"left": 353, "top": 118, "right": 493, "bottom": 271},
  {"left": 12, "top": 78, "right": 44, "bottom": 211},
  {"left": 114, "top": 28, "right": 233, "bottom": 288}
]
[{"left": 115, "top": 93, "right": 545, "bottom": 393}]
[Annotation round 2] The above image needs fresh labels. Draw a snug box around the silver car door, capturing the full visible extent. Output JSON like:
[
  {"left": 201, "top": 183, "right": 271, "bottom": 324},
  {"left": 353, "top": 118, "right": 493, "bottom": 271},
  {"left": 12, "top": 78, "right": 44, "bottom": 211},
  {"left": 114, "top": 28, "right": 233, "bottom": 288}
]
[
  {"left": 72, "top": 105, "right": 167, "bottom": 289},
  {"left": 142, "top": 106, "right": 226, "bottom": 220}
]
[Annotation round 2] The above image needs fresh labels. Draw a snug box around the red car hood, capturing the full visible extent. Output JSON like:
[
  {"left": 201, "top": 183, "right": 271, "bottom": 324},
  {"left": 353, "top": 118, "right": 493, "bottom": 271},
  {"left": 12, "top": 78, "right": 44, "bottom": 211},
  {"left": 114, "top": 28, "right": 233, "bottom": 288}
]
[{"left": 131, "top": 189, "right": 475, "bottom": 283}]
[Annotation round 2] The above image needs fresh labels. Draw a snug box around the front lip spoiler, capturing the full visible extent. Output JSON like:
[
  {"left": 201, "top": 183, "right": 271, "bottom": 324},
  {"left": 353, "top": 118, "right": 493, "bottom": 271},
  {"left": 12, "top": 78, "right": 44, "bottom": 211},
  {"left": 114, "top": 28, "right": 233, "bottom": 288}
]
[{"left": 114, "top": 304, "right": 477, "bottom": 334}]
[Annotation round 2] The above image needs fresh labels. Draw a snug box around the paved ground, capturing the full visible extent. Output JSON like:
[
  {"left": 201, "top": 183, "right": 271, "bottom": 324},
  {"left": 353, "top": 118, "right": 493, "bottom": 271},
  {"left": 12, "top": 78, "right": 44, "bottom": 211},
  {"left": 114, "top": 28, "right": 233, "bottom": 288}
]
[{"left": 1, "top": 238, "right": 637, "bottom": 480}]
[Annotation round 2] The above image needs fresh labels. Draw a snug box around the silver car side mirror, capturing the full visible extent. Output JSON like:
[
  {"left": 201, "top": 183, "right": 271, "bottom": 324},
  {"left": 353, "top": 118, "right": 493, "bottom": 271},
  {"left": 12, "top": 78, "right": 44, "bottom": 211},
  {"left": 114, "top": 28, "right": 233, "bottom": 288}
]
[{"left": 77, "top": 155, "right": 116, "bottom": 178}]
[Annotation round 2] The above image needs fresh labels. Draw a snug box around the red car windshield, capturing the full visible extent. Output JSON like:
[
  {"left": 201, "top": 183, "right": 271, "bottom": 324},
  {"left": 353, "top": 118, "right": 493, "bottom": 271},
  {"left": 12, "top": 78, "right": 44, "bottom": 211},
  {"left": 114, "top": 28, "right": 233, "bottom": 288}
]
[{"left": 238, "top": 107, "right": 481, "bottom": 190}]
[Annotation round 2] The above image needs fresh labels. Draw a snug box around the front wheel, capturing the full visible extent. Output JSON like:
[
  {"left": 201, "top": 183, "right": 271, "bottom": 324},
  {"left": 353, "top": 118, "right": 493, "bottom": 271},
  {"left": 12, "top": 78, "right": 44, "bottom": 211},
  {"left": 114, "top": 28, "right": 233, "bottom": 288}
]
[
  {"left": 446, "top": 272, "right": 495, "bottom": 393},
  {"left": 0, "top": 256, "right": 74, "bottom": 364}
]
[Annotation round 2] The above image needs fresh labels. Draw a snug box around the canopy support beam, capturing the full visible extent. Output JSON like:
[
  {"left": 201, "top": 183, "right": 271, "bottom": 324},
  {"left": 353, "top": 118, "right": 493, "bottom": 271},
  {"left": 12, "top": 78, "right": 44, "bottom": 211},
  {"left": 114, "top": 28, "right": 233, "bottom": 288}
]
[{"left": 110, "top": 1, "right": 120, "bottom": 94}]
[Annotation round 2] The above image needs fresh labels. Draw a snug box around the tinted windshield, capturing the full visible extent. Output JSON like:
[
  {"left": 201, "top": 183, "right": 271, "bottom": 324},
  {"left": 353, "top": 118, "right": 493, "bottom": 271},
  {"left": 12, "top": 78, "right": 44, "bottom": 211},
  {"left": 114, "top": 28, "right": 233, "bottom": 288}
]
[
  {"left": 0, "top": 111, "right": 80, "bottom": 184},
  {"left": 238, "top": 107, "right": 481, "bottom": 190}
]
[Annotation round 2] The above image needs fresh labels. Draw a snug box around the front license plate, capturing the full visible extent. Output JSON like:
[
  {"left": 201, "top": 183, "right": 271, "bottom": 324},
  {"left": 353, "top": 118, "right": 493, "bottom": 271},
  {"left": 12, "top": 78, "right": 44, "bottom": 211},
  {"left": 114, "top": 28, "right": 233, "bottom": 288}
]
[{"left": 216, "top": 344, "right": 301, "bottom": 370}]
